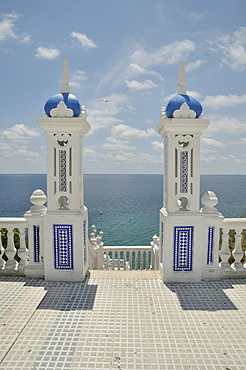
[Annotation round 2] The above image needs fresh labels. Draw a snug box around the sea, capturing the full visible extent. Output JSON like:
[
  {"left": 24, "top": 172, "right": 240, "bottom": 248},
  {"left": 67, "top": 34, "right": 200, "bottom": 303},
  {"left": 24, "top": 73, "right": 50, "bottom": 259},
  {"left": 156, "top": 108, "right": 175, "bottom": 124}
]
[{"left": 0, "top": 174, "right": 245, "bottom": 246}]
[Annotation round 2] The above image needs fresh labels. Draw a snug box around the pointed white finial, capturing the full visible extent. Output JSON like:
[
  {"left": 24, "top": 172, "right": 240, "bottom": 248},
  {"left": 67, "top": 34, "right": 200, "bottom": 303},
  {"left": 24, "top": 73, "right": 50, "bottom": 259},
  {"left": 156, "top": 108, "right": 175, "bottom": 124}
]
[
  {"left": 61, "top": 58, "right": 70, "bottom": 93},
  {"left": 177, "top": 60, "right": 186, "bottom": 95}
]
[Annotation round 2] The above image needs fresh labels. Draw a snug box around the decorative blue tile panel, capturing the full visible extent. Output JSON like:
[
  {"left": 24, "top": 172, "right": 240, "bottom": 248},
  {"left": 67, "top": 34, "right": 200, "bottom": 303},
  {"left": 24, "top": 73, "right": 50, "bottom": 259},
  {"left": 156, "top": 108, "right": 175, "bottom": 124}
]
[
  {"left": 174, "top": 226, "right": 193, "bottom": 271},
  {"left": 33, "top": 225, "right": 40, "bottom": 263},
  {"left": 54, "top": 225, "right": 73, "bottom": 269},
  {"left": 207, "top": 226, "right": 214, "bottom": 264},
  {"left": 83, "top": 220, "right": 87, "bottom": 266},
  {"left": 160, "top": 221, "right": 164, "bottom": 263},
  {"left": 59, "top": 150, "right": 67, "bottom": 192},
  {"left": 180, "top": 151, "right": 188, "bottom": 193}
]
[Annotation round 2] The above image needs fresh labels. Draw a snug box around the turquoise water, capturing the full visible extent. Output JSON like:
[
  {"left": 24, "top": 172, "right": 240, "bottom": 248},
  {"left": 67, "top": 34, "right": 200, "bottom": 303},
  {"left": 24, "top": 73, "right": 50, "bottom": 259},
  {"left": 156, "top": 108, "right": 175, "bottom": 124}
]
[{"left": 0, "top": 174, "right": 245, "bottom": 245}]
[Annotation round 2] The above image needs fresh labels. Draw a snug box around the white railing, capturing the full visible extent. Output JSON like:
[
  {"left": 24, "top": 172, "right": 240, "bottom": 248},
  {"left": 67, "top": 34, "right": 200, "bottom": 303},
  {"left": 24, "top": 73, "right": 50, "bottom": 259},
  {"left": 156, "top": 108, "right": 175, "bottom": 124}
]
[
  {"left": 219, "top": 218, "right": 246, "bottom": 277},
  {"left": 0, "top": 216, "right": 244, "bottom": 278},
  {"left": 89, "top": 225, "right": 160, "bottom": 271},
  {"left": 0, "top": 218, "right": 28, "bottom": 275},
  {"left": 103, "top": 246, "right": 152, "bottom": 270}
]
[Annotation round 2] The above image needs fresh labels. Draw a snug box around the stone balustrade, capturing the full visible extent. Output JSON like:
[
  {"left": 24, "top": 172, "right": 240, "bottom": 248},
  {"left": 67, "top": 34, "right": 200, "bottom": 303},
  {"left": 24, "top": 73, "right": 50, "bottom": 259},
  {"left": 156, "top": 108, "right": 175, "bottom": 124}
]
[
  {"left": 103, "top": 246, "right": 153, "bottom": 270},
  {"left": 0, "top": 216, "right": 245, "bottom": 279},
  {"left": 219, "top": 218, "right": 246, "bottom": 278},
  {"left": 0, "top": 218, "right": 28, "bottom": 275},
  {"left": 88, "top": 227, "right": 160, "bottom": 270}
]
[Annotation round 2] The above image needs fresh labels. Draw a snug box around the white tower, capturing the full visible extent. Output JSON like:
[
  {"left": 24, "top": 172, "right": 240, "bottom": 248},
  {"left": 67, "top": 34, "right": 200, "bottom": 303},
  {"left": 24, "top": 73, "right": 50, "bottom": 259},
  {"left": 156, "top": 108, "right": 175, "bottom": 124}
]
[
  {"left": 37, "top": 59, "right": 90, "bottom": 282},
  {"left": 157, "top": 61, "right": 211, "bottom": 282}
]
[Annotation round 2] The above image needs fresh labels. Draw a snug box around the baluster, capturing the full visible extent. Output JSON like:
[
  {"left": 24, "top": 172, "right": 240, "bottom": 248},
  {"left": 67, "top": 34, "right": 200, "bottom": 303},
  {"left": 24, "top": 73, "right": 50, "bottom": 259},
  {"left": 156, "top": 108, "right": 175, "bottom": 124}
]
[
  {"left": 232, "top": 228, "right": 244, "bottom": 270},
  {"left": 151, "top": 235, "right": 159, "bottom": 270},
  {"left": 140, "top": 251, "right": 143, "bottom": 270},
  {"left": 149, "top": 250, "right": 152, "bottom": 270},
  {"left": 123, "top": 251, "right": 126, "bottom": 270},
  {"left": 5, "top": 229, "right": 17, "bottom": 270},
  {"left": 129, "top": 251, "right": 132, "bottom": 270},
  {"left": 117, "top": 251, "right": 120, "bottom": 270},
  {"left": 120, "top": 251, "right": 122, "bottom": 270},
  {"left": 220, "top": 227, "right": 231, "bottom": 269},
  {"left": 0, "top": 229, "right": 5, "bottom": 269},
  {"left": 104, "top": 251, "right": 107, "bottom": 270},
  {"left": 134, "top": 251, "right": 138, "bottom": 270},
  {"left": 18, "top": 227, "right": 28, "bottom": 272},
  {"left": 112, "top": 251, "right": 115, "bottom": 270}
]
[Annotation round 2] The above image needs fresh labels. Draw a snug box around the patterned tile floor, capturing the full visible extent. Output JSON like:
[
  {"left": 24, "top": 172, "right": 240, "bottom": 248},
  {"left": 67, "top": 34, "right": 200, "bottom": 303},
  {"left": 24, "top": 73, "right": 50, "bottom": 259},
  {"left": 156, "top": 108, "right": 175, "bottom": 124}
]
[{"left": 0, "top": 274, "right": 245, "bottom": 369}]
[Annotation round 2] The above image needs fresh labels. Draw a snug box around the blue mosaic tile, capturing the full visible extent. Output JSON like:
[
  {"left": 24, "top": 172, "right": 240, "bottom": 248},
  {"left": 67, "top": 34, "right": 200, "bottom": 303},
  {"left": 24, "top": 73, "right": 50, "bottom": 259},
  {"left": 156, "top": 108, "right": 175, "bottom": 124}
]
[
  {"left": 59, "top": 150, "right": 67, "bottom": 192},
  {"left": 83, "top": 220, "right": 87, "bottom": 266},
  {"left": 33, "top": 225, "right": 40, "bottom": 263},
  {"left": 180, "top": 151, "right": 188, "bottom": 193},
  {"left": 54, "top": 225, "right": 73, "bottom": 269},
  {"left": 174, "top": 226, "right": 193, "bottom": 271},
  {"left": 207, "top": 226, "right": 214, "bottom": 264}
]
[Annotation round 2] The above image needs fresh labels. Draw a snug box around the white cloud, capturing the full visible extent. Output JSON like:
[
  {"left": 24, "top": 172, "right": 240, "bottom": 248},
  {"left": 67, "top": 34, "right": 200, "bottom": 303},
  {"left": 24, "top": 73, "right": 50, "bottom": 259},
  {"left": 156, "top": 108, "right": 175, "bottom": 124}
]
[
  {"left": 129, "top": 63, "right": 163, "bottom": 80},
  {"left": 111, "top": 124, "right": 156, "bottom": 139},
  {"left": 144, "top": 118, "right": 154, "bottom": 125},
  {"left": 184, "top": 11, "right": 205, "bottom": 22},
  {"left": 83, "top": 148, "right": 98, "bottom": 157},
  {"left": 186, "top": 90, "right": 202, "bottom": 100},
  {"left": 0, "top": 13, "right": 31, "bottom": 46},
  {"left": 96, "top": 39, "right": 195, "bottom": 92},
  {"left": 156, "top": 2, "right": 166, "bottom": 23},
  {"left": 0, "top": 141, "right": 13, "bottom": 151},
  {"left": 186, "top": 59, "right": 206, "bottom": 72},
  {"left": 112, "top": 151, "right": 163, "bottom": 164},
  {"left": 205, "top": 116, "right": 246, "bottom": 135},
  {"left": 2, "top": 124, "right": 41, "bottom": 141},
  {"left": 151, "top": 141, "right": 164, "bottom": 151},
  {"left": 87, "top": 94, "right": 128, "bottom": 132},
  {"left": 131, "top": 39, "right": 196, "bottom": 68},
  {"left": 125, "top": 79, "right": 158, "bottom": 91},
  {"left": 201, "top": 138, "right": 225, "bottom": 148},
  {"left": 203, "top": 94, "right": 246, "bottom": 109},
  {"left": 20, "top": 34, "right": 31, "bottom": 43},
  {"left": 0, "top": 13, "right": 18, "bottom": 42},
  {"left": 88, "top": 112, "right": 123, "bottom": 132},
  {"left": 201, "top": 154, "right": 246, "bottom": 166},
  {"left": 102, "top": 137, "right": 136, "bottom": 151},
  {"left": 71, "top": 31, "right": 97, "bottom": 48},
  {"left": 70, "top": 69, "right": 88, "bottom": 89},
  {"left": 210, "top": 27, "right": 246, "bottom": 71},
  {"left": 0, "top": 141, "right": 40, "bottom": 158},
  {"left": 35, "top": 46, "right": 61, "bottom": 59},
  {"left": 15, "top": 149, "right": 39, "bottom": 157}
]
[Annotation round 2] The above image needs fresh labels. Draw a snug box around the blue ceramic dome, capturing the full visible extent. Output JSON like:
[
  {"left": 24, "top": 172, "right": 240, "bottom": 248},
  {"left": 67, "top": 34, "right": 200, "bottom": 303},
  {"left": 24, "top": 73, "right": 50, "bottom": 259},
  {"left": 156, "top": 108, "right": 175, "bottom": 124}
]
[
  {"left": 44, "top": 93, "right": 81, "bottom": 117},
  {"left": 166, "top": 94, "right": 202, "bottom": 118}
]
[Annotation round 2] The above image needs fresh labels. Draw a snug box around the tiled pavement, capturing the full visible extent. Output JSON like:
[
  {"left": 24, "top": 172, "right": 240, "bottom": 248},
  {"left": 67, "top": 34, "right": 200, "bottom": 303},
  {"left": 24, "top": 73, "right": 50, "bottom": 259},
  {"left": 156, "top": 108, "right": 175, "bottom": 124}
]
[{"left": 0, "top": 274, "right": 246, "bottom": 370}]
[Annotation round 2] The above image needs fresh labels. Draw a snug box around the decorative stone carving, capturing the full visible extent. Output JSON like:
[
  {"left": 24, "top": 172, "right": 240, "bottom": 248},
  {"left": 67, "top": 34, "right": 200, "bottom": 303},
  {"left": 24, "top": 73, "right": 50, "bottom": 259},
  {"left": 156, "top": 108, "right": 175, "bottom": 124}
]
[
  {"left": 173, "top": 102, "right": 196, "bottom": 119},
  {"left": 201, "top": 191, "right": 219, "bottom": 214},
  {"left": 29, "top": 189, "right": 47, "bottom": 215},
  {"left": 176, "top": 135, "right": 193, "bottom": 148},
  {"left": 50, "top": 101, "right": 74, "bottom": 118}
]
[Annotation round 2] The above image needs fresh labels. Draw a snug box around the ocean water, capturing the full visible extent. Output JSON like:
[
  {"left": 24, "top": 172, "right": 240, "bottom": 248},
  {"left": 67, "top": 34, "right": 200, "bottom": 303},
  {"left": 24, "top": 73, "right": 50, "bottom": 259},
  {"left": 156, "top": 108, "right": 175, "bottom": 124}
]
[{"left": 0, "top": 174, "right": 245, "bottom": 246}]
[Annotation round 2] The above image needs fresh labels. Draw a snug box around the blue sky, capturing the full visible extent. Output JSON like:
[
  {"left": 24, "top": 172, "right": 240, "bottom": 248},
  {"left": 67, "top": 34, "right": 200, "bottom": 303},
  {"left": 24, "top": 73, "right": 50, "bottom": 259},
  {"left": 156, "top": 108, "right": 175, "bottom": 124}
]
[{"left": 0, "top": 0, "right": 246, "bottom": 174}]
